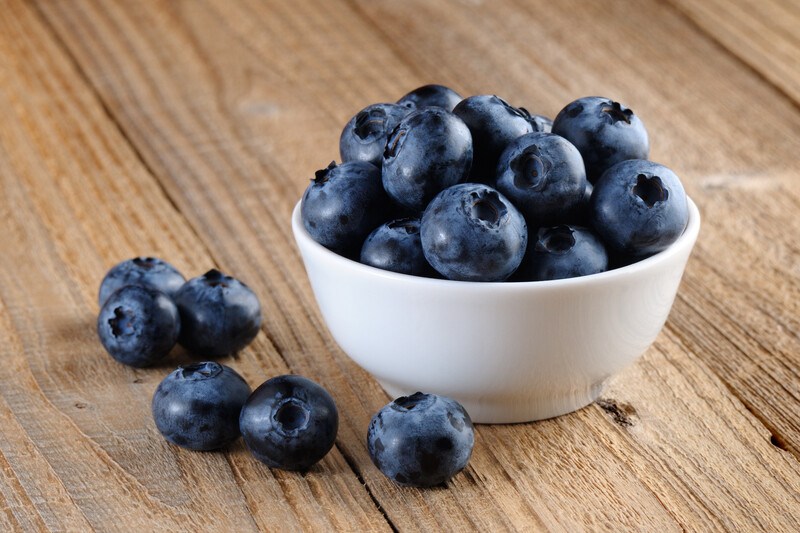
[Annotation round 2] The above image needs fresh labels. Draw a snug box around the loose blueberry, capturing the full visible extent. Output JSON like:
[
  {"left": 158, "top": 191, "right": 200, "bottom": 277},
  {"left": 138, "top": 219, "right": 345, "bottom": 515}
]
[
  {"left": 367, "top": 392, "right": 474, "bottom": 487},
  {"left": 397, "top": 84, "right": 463, "bottom": 112},
  {"left": 152, "top": 362, "right": 251, "bottom": 451},
  {"left": 301, "top": 160, "right": 390, "bottom": 256},
  {"left": 552, "top": 96, "right": 649, "bottom": 183},
  {"left": 382, "top": 107, "right": 473, "bottom": 212},
  {"left": 97, "top": 285, "right": 180, "bottom": 367},
  {"left": 240, "top": 375, "right": 339, "bottom": 471},
  {"left": 495, "top": 132, "right": 588, "bottom": 227},
  {"left": 98, "top": 257, "right": 185, "bottom": 307},
  {"left": 421, "top": 183, "right": 527, "bottom": 282},
  {"left": 517, "top": 225, "right": 608, "bottom": 281},
  {"left": 340, "top": 103, "right": 410, "bottom": 167},
  {"left": 360, "top": 218, "right": 434, "bottom": 276},
  {"left": 175, "top": 269, "right": 261, "bottom": 357},
  {"left": 590, "top": 159, "right": 689, "bottom": 255},
  {"left": 452, "top": 95, "right": 534, "bottom": 181}
]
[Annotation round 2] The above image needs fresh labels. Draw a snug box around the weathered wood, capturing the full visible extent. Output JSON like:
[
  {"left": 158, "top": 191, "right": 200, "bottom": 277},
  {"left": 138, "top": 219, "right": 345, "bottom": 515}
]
[
  {"left": 0, "top": 0, "right": 791, "bottom": 530},
  {"left": 0, "top": 1, "right": 389, "bottom": 530},
  {"left": 667, "top": 0, "right": 800, "bottom": 104}
]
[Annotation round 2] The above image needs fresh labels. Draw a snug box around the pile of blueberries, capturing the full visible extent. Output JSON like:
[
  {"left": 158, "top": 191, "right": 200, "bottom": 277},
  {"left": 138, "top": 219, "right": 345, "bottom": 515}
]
[
  {"left": 96, "top": 257, "right": 474, "bottom": 486},
  {"left": 302, "top": 85, "right": 690, "bottom": 281}
]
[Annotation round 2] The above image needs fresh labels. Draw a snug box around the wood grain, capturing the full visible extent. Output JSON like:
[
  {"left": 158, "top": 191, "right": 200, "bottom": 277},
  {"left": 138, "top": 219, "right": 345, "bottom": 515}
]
[
  {"left": 0, "top": 0, "right": 795, "bottom": 529},
  {"left": 0, "top": 1, "right": 388, "bottom": 530},
  {"left": 666, "top": 0, "right": 800, "bottom": 104}
]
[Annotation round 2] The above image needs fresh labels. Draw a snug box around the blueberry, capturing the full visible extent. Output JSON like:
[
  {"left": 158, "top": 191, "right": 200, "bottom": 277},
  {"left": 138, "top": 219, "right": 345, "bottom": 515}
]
[
  {"left": 517, "top": 225, "right": 608, "bottom": 281},
  {"left": 452, "top": 95, "right": 534, "bottom": 181},
  {"left": 97, "top": 285, "right": 180, "bottom": 367},
  {"left": 421, "top": 183, "right": 527, "bottom": 282},
  {"left": 360, "top": 218, "right": 434, "bottom": 276},
  {"left": 175, "top": 269, "right": 261, "bottom": 357},
  {"left": 301, "top": 161, "right": 390, "bottom": 256},
  {"left": 367, "top": 392, "right": 474, "bottom": 487},
  {"left": 382, "top": 108, "right": 473, "bottom": 212},
  {"left": 152, "top": 362, "right": 251, "bottom": 451},
  {"left": 495, "top": 132, "right": 588, "bottom": 227},
  {"left": 240, "top": 375, "right": 338, "bottom": 471},
  {"left": 397, "top": 84, "right": 462, "bottom": 112},
  {"left": 340, "top": 103, "right": 410, "bottom": 167},
  {"left": 552, "top": 96, "right": 649, "bottom": 183},
  {"left": 98, "top": 257, "right": 185, "bottom": 307},
  {"left": 590, "top": 159, "right": 689, "bottom": 256}
]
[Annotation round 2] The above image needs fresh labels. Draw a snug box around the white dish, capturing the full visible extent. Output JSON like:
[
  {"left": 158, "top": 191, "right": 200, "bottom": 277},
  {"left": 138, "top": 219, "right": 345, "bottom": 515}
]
[{"left": 292, "top": 198, "right": 700, "bottom": 423}]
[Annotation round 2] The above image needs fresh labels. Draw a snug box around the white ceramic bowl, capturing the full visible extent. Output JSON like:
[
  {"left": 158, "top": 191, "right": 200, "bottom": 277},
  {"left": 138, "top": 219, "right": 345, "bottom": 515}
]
[{"left": 292, "top": 199, "right": 700, "bottom": 423}]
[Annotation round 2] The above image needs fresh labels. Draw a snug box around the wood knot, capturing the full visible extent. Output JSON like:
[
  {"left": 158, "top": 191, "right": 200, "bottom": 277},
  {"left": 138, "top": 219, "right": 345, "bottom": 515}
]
[{"left": 596, "top": 398, "right": 638, "bottom": 427}]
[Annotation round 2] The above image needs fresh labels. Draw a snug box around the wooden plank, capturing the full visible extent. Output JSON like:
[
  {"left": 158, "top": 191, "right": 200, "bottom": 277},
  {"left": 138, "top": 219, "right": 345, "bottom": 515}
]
[
  {"left": 666, "top": 0, "right": 800, "bottom": 105},
  {"left": 667, "top": 171, "right": 800, "bottom": 455},
  {"left": 31, "top": 0, "right": 800, "bottom": 530},
  {"left": 0, "top": 1, "right": 389, "bottom": 531}
]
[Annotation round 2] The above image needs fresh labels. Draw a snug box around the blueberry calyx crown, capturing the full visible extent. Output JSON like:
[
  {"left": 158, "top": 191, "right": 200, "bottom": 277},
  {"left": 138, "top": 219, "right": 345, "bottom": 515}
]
[
  {"left": 273, "top": 399, "right": 310, "bottom": 435},
  {"left": 601, "top": 101, "right": 633, "bottom": 125},
  {"left": 392, "top": 391, "right": 432, "bottom": 411},
  {"left": 518, "top": 108, "right": 551, "bottom": 131},
  {"left": 535, "top": 226, "right": 575, "bottom": 254},
  {"left": 203, "top": 269, "right": 232, "bottom": 288},
  {"left": 132, "top": 257, "right": 158, "bottom": 269},
  {"left": 495, "top": 96, "right": 528, "bottom": 120},
  {"left": 383, "top": 125, "right": 406, "bottom": 160},
  {"left": 468, "top": 189, "right": 506, "bottom": 227},
  {"left": 511, "top": 145, "right": 550, "bottom": 190},
  {"left": 354, "top": 108, "right": 388, "bottom": 141},
  {"left": 387, "top": 218, "right": 420, "bottom": 235},
  {"left": 109, "top": 306, "right": 135, "bottom": 337},
  {"left": 632, "top": 174, "right": 668, "bottom": 207},
  {"left": 313, "top": 161, "right": 337, "bottom": 184},
  {"left": 179, "top": 361, "right": 223, "bottom": 380}
]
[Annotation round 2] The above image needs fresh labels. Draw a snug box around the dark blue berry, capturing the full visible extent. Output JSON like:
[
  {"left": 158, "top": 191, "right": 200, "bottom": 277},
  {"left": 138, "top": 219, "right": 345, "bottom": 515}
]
[
  {"left": 240, "top": 375, "right": 338, "bottom": 471},
  {"left": 301, "top": 161, "right": 390, "bottom": 256},
  {"left": 97, "top": 285, "right": 180, "bottom": 367},
  {"left": 495, "top": 132, "right": 588, "bottom": 227},
  {"left": 397, "top": 84, "right": 462, "bottom": 112},
  {"left": 340, "top": 103, "right": 410, "bottom": 167},
  {"left": 367, "top": 392, "right": 474, "bottom": 487},
  {"left": 360, "top": 218, "right": 434, "bottom": 276},
  {"left": 175, "top": 269, "right": 261, "bottom": 357},
  {"left": 98, "top": 257, "right": 185, "bottom": 307},
  {"left": 590, "top": 159, "right": 689, "bottom": 255},
  {"left": 452, "top": 95, "right": 533, "bottom": 181},
  {"left": 421, "top": 183, "right": 527, "bottom": 282},
  {"left": 518, "top": 225, "right": 608, "bottom": 281},
  {"left": 382, "top": 108, "right": 473, "bottom": 212},
  {"left": 152, "top": 362, "right": 251, "bottom": 451},
  {"left": 552, "top": 96, "right": 649, "bottom": 183}
]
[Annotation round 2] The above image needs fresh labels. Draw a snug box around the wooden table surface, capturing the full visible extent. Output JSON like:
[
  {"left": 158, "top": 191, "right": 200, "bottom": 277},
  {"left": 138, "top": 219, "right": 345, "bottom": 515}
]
[{"left": 1, "top": 0, "right": 799, "bottom": 531}]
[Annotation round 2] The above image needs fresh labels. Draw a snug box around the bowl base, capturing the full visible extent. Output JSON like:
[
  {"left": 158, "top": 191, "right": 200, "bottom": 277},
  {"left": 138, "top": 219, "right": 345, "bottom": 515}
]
[{"left": 377, "top": 380, "right": 607, "bottom": 424}]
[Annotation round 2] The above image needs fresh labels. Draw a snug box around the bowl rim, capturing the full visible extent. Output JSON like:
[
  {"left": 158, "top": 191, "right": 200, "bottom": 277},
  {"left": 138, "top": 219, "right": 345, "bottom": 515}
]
[{"left": 291, "top": 196, "right": 701, "bottom": 291}]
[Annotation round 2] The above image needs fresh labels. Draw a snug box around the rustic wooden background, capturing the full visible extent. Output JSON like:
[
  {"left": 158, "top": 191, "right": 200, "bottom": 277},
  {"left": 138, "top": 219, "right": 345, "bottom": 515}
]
[{"left": 1, "top": 0, "right": 798, "bottom": 531}]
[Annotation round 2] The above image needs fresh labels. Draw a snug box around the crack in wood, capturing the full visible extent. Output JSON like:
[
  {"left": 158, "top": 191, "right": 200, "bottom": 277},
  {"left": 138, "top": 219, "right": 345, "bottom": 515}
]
[{"left": 596, "top": 398, "right": 639, "bottom": 428}]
